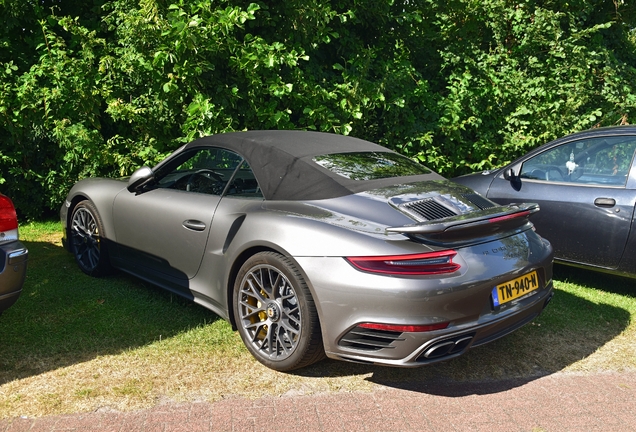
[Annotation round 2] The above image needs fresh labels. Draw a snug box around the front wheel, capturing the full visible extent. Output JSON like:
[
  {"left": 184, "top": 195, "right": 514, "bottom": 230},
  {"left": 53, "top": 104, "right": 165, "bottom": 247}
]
[
  {"left": 70, "top": 200, "right": 112, "bottom": 277},
  {"left": 233, "top": 252, "right": 324, "bottom": 371}
]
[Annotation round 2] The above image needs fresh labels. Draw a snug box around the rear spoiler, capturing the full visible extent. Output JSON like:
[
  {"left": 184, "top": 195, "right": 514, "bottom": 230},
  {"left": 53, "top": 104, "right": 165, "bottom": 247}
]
[{"left": 386, "top": 203, "right": 539, "bottom": 242}]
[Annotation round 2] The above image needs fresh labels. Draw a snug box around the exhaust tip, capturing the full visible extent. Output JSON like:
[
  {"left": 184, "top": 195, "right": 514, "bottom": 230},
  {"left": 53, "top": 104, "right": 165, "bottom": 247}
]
[{"left": 420, "top": 333, "right": 475, "bottom": 360}]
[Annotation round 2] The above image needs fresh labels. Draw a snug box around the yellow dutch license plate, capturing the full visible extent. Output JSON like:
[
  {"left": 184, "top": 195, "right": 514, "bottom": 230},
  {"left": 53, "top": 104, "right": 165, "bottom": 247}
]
[{"left": 492, "top": 271, "right": 539, "bottom": 306}]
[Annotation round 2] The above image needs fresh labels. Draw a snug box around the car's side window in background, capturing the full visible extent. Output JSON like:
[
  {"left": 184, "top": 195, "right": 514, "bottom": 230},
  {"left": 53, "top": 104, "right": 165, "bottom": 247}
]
[
  {"left": 519, "top": 136, "right": 636, "bottom": 186},
  {"left": 224, "top": 161, "right": 263, "bottom": 198},
  {"left": 156, "top": 148, "right": 243, "bottom": 195}
]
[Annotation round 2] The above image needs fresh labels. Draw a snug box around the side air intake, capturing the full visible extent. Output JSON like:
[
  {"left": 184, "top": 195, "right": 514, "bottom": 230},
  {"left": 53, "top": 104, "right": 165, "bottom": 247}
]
[{"left": 338, "top": 326, "right": 405, "bottom": 351}]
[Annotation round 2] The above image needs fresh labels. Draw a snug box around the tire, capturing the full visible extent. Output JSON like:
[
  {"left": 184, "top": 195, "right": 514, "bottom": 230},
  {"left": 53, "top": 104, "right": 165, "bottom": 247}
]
[
  {"left": 69, "top": 200, "right": 112, "bottom": 277},
  {"left": 233, "top": 252, "right": 325, "bottom": 371}
]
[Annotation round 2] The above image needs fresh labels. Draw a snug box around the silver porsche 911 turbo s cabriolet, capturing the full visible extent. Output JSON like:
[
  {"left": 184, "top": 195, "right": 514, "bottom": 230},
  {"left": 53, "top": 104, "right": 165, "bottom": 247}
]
[{"left": 61, "top": 131, "right": 554, "bottom": 371}]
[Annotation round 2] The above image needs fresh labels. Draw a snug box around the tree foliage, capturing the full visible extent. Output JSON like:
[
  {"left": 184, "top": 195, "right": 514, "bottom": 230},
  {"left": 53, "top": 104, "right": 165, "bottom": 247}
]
[{"left": 1, "top": 0, "right": 636, "bottom": 218}]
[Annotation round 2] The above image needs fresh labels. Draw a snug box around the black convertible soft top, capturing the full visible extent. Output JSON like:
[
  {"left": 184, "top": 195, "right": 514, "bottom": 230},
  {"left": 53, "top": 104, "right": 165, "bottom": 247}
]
[{"left": 185, "top": 130, "right": 443, "bottom": 201}]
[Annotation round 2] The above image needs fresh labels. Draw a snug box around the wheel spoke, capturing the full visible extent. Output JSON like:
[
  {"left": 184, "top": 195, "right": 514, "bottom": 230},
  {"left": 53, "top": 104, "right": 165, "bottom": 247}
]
[
  {"left": 244, "top": 320, "right": 264, "bottom": 331},
  {"left": 244, "top": 278, "right": 268, "bottom": 303},
  {"left": 282, "top": 313, "right": 300, "bottom": 330},
  {"left": 266, "top": 323, "right": 276, "bottom": 355},
  {"left": 277, "top": 324, "right": 296, "bottom": 349},
  {"left": 249, "top": 323, "right": 267, "bottom": 343},
  {"left": 241, "top": 306, "right": 265, "bottom": 322},
  {"left": 88, "top": 247, "right": 98, "bottom": 268},
  {"left": 269, "top": 269, "right": 282, "bottom": 293}
]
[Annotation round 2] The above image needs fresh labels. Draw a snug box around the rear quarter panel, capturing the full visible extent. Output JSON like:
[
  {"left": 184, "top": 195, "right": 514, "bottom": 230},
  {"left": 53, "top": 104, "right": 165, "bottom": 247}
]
[{"left": 189, "top": 197, "right": 426, "bottom": 317}]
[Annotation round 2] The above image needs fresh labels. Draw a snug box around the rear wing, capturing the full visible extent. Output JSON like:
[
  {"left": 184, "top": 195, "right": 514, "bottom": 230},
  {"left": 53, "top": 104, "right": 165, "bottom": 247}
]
[{"left": 386, "top": 203, "right": 539, "bottom": 243}]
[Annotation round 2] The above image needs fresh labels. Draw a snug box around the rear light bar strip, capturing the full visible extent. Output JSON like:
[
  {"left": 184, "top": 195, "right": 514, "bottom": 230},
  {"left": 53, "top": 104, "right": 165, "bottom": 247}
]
[
  {"left": 359, "top": 322, "right": 450, "bottom": 332},
  {"left": 346, "top": 250, "right": 460, "bottom": 275}
]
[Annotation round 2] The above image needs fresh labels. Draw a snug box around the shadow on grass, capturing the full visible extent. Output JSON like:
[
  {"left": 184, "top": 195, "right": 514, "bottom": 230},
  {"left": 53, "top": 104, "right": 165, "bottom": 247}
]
[
  {"left": 2, "top": 241, "right": 633, "bottom": 399},
  {"left": 295, "top": 264, "right": 633, "bottom": 396},
  {"left": 552, "top": 263, "right": 636, "bottom": 297},
  {"left": 0, "top": 240, "right": 221, "bottom": 385}
]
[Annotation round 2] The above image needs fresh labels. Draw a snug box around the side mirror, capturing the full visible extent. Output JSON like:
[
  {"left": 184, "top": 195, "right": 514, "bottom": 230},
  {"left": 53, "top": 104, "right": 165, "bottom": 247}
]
[
  {"left": 503, "top": 166, "right": 522, "bottom": 191},
  {"left": 127, "top": 166, "right": 155, "bottom": 193},
  {"left": 503, "top": 168, "right": 516, "bottom": 181}
]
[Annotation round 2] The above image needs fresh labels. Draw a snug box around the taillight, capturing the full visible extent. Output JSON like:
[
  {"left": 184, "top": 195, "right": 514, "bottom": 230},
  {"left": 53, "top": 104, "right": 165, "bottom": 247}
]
[
  {"left": 359, "top": 322, "right": 450, "bottom": 332},
  {"left": 345, "top": 250, "right": 460, "bottom": 275},
  {"left": 0, "top": 194, "right": 18, "bottom": 232}
]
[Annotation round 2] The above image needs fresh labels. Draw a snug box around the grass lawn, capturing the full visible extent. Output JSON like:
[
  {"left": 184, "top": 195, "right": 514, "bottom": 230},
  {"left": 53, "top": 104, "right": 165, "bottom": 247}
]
[{"left": 1, "top": 221, "right": 634, "bottom": 417}]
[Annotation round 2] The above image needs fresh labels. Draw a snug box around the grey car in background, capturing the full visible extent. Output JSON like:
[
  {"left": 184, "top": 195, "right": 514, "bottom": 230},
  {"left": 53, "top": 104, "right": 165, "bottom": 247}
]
[
  {"left": 454, "top": 126, "right": 636, "bottom": 278},
  {"left": 0, "top": 193, "right": 28, "bottom": 316},
  {"left": 61, "top": 131, "right": 554, "bottom": 371}
]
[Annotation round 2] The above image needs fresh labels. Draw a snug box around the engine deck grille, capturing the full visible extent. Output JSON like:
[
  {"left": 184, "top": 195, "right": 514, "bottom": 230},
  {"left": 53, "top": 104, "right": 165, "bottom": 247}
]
[
  {"left": 400, "top": 198, "right": 457, "bottom": 222},
  {"left": 462, "top": 193, "right": 497, "bottom": 210}
]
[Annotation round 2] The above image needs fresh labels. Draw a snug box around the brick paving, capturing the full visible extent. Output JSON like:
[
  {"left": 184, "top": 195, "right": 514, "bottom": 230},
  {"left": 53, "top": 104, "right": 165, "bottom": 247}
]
[{"left": 1, "top": 371, "right": 635, "bottom": 432}]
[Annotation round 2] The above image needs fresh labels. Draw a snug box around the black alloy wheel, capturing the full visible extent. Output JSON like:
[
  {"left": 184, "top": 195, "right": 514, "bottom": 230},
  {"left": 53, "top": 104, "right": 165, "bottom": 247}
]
[{"left": 70, "top": 200, "right": 111, "bottom": 277}]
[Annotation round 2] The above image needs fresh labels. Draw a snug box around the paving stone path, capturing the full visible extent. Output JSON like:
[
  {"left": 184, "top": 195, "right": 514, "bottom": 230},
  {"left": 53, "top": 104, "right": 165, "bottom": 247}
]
[{"left": 1, "top": 371, "right": 635, "bottom": 431}]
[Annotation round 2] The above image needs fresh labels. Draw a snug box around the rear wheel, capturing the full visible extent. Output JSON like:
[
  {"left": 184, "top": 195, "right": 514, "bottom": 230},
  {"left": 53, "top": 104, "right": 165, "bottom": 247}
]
[
  {"left": 233, "top": 252, "right": 324, "bottom": 371},
  {"left": 70, "top": 200, "right": 111, "bottom": 277}
]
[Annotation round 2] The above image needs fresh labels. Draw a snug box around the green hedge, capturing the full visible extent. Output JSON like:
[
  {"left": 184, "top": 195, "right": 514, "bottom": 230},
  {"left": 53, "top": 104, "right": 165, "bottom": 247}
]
[{"left": 1, "top": 0, "right": 636, "bottom": 218}]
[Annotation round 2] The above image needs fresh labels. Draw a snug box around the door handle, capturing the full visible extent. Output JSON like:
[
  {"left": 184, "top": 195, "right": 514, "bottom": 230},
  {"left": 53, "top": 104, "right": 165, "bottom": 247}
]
[
  {"left": 594, "top": 198, "right": 616, "bottom": 208},
  {"left": 183, "top": 220, "right": 206, "bottom": 231}
]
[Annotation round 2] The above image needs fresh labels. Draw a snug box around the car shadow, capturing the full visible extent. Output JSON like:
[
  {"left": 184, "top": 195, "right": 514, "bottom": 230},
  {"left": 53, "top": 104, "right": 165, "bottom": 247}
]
[
  {"left": 295, "top": 264, "right": 633, "bottom": 396},
  {"left": 3, "top": 241, "right": 632, "bottom": 398},
  {"left": 552, "top": 263, "right": 636, "bottom": 297},
  {"left": 0, "top": 240, "right": 221, "bottom": 386}
]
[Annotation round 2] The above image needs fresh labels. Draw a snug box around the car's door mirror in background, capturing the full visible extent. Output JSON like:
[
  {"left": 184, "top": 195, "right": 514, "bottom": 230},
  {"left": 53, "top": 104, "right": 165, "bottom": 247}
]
[
  {"left": 127, "top": 166, "right": 155, "bottom": 193},
  {"left": 503, "top": 168, "right": 516, "bottom": 181},
  {"left": 502, "top": 165, "right": 523, "bottom": 191}
]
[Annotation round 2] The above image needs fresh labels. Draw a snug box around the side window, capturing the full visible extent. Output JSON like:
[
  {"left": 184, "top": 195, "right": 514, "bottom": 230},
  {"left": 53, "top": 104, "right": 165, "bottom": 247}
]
[
  {"left": 586, "top": 144, "right": 635, "bottom": 178},
  {"left": 156, "top": 148, "right": 243, "bottom": 195},
  {"left": 520, "top": 136, "right": 636, "bottom": 186},
  {"left": 225, "top": 161, "right": 263, "bottom": 198}
]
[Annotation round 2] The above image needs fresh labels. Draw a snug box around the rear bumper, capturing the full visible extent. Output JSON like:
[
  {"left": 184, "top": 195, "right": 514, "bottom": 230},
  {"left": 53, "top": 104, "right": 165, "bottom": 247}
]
[
  {"left": 0, "top": 240, "right": 28, "bottom": 314},
  {"left": 328, "top": 281, "right": 553, "bottom": 367},
  {"left": 295, "top": 230, "right": 554, "bottom": 367}
]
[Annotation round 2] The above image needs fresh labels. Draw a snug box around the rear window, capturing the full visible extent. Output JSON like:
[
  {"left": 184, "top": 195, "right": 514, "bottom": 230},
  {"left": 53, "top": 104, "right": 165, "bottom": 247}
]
[{"left": 313, "top": 152, "right": 431, "bottom": 180}]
